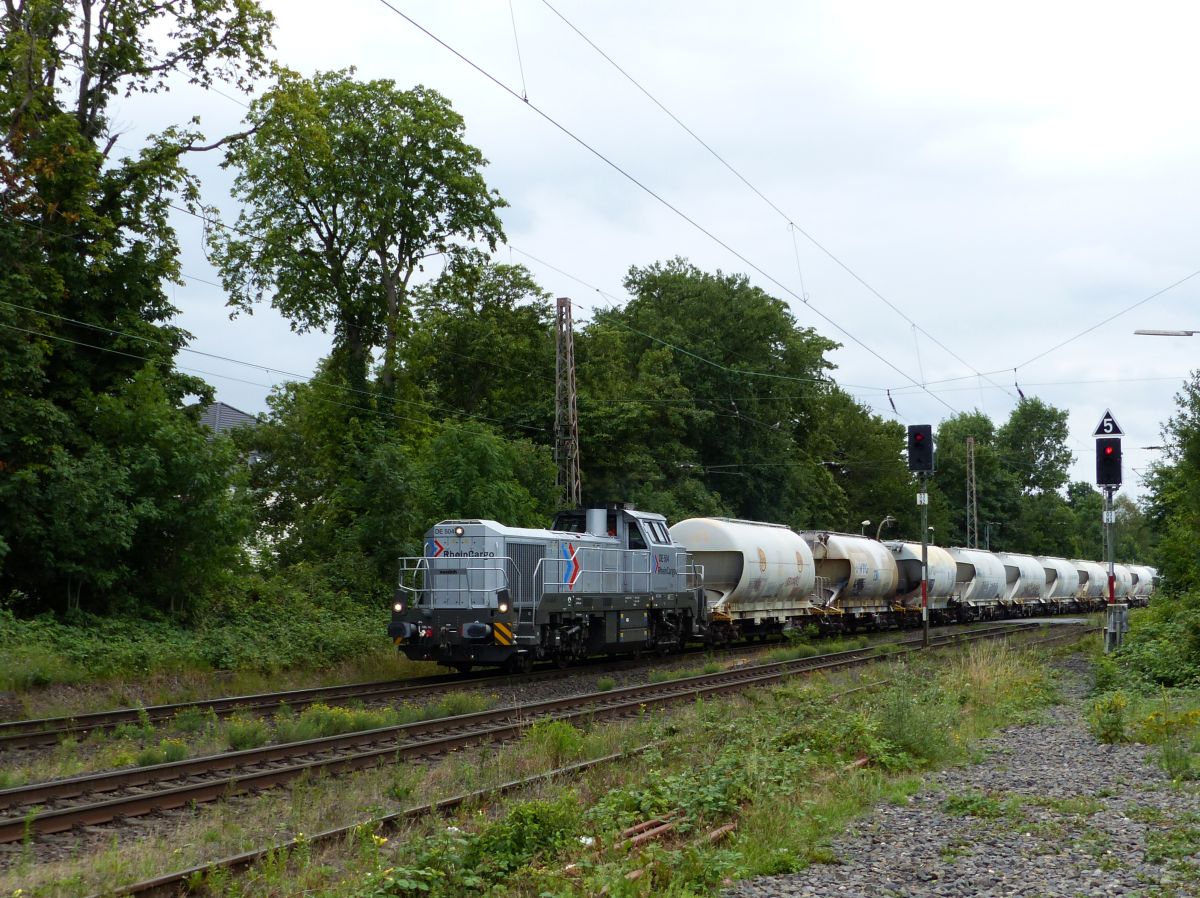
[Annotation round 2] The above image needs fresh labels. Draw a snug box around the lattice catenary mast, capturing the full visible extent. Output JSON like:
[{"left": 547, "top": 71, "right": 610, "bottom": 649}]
[
  {"left": 554, "top": 296, "right": 582, "bottom": 508},
  {"left": 965, "top": 436, "right": 979, "bottom": 549}
]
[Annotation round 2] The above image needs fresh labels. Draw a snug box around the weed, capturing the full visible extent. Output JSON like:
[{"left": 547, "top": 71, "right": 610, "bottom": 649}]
[
  {"left": 171, "top": 707, "right": 217, "bottom": 734},
  {"left": 595, "top": 676, "right": 616, "bottom": 692},
  {"left": 432, "top": 692, "right": 490, "bottom": 719},
  {"left": 522, "top": 719, "right": 583, "bottom": 765},
  {"left": 274, "top": 703, "right": 398, "bottom": 743},
  {"left": 872, "top": 686, "right": 959, "bottom": 767},
  {"left": 942, "top": 792, "right": 1005, "bottom": 818},
  {"left": 226, "top": 715, "right": 270, "bottom": 751},
  {"left": 136, "top": 738, "right": 188, "bottom": 767},
  {"left": 1088, "top": 692, "right": 1131, "bottom": 743}
]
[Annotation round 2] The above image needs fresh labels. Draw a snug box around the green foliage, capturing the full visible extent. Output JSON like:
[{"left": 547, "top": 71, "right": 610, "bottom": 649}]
[
  {"left": 871, "top": 688, "right": 958, "bottom": 767},
  {"left": 136, "top": 738, "right": 188, "bottom": 767},
  {"left": 1146, "top": 371, "right": 1200, "bottom": 593},
  {"left": 576, "top": 258, "right": 840, "bottom": 523},
  {"left": 1113, "top": 595, "right": 1200, "bottom": 688},
  {"left": 212, "top": 69, "right": 506, "bottom": 390},
  {"left": 273, "top": 703, "right": 399, "bottom": 744},
  {"left": 942, "top": 792, "right": 1006, "bottom": 818},
  {"left": 0, "top": 0, "right": 272, "bottom": 617},
  {"left": 226, "top": 716, "right": 270, "bottom": 751},
  {"left": 0, "top": 579, "right": 389, "bottom": 690},
  {"left": 1087, "top": 691, "right": 1130, "bottom": 743}
]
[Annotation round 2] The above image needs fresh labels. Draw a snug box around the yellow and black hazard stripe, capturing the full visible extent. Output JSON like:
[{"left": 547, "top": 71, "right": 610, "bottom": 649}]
[{"left": 493, "top": 621, "right": 514, "bottom": 646}]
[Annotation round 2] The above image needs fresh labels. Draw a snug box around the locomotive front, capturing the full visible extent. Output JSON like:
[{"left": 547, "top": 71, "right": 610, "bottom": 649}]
[
  {"left": 389, "top": 508, "right": 703, "bottom": 672},
  {"left": 388, "top": 520, "right": 522, "bottom": 672}
]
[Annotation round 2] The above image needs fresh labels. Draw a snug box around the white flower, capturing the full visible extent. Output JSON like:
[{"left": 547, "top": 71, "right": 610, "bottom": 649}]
[{"left": 578, "top": 836, "right": 596, "bottom": 846}]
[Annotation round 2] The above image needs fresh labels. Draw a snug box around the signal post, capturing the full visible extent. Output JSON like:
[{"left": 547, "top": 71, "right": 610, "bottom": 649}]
[
  {"left": 1094, "top": 410, "right": 1127, "bottom": 653},
  {"left": 907, "top": 425, "right": 934, "bottom": 648}
]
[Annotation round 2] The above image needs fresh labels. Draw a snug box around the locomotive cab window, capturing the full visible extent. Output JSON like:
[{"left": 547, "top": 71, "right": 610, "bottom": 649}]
[
  {"left": 647, "top": 521, "right": 670, "bottom": 544},
  {"left": 627, "top": 524, "right": 648, "bottom": 551}
]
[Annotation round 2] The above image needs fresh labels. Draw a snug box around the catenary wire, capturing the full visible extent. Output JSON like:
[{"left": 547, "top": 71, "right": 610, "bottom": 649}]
[
  {"left": 370, "top": 0, "right": 958, "bottom": 415},
  {"left": 537, "top": 0, "right": 1015, "bottom": 401}
]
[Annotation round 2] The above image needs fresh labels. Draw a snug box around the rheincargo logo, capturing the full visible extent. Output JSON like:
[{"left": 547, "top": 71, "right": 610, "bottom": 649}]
[{"left": 425, "top": 539, "right": 495, "bottom": 559}]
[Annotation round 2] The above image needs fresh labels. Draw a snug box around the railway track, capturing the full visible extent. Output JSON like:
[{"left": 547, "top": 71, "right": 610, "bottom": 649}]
[
  {"left": 87, "top": 621, "right": 1097, "bottom": 898},
  {"left": 0, "top": 621, "right": 1071, "bottom": 845},
  {"left": 0, "top": 622, "right": 982, "bottom": 751}
]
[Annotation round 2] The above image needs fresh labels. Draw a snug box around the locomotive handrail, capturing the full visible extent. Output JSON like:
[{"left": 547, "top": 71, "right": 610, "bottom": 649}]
[{"left": 395, "top": 554, "right": 514, "bottom": 609}]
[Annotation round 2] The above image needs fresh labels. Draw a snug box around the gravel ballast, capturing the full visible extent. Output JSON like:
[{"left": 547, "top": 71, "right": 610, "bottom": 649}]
[{"left": 727, "top": 657, "right": 1200, "bottom": 898}]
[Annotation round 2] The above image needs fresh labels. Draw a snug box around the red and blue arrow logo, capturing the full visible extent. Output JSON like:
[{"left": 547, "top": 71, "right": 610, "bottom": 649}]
[
  {"left": 561, "top": 542, "right": 581, "bottom": 589},
  {"left": 427, "top": 539, "right": 446, "bottom": 558}
]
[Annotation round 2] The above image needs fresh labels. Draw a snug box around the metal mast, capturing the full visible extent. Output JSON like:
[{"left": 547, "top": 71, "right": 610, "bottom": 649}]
[
  {"left": 965, "top": 436, "right": 979, "bottom": 548},
  {"left": 554, "top": 296, "right": 582, "bottom": 508}
]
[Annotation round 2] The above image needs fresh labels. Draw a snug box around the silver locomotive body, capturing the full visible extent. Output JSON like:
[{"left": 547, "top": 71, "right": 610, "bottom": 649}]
[{"left": 389, "top": 506, "right": 702, "bottom": 671}]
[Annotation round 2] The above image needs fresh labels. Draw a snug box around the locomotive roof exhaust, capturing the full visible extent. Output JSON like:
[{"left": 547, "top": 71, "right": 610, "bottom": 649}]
[{"left": 585, "top": 507, "right": 608, "bottom": 537}]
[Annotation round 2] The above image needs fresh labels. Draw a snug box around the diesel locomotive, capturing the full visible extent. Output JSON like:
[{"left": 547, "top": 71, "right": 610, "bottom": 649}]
[{"left": 388, "top": 506, "right": 1156, "bottom": 672}]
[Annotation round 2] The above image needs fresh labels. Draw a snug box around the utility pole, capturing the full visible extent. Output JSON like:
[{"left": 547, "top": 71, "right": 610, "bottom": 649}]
[
  {"left": 965, "top": 436, "right": 979, "bottom": 549},
  {"left": 555, "top": 297, "right": 582, "bottom": 508}
]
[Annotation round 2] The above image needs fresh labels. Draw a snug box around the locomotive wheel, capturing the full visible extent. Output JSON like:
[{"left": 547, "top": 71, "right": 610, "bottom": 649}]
[
  {"left": 453, "top": 661, "right": 473, "bottom": 674},
  {"left": 506, "top": 653, "right": 533, "bottom": 674}
]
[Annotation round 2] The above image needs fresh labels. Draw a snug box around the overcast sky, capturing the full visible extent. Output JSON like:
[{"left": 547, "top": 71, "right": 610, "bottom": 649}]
[{"left": 117, "top": 1, "right": 1200, "bottom": 499}]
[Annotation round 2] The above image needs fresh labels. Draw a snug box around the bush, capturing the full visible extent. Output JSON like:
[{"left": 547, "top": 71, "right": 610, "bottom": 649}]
[
  {"left": 1087, "top": 692, "right": 1130, "bottom": 743},
  {"left": 873, "top": 687, "right": 959, "bottom": 767},
  {"left": 226, "top": 715, "right": 271, "bottom": 751},
  {"left": 136, "top": 738, "right": 188, "bottom": 767},
  {"left": 522, "top": 719, "right": 583, "bottom": 764},
  {"left": 0, "top": 571, "right": 392, "bottom": 690},
  {"left": 274, "top": 703, "right": 398, "bottom": 743}
]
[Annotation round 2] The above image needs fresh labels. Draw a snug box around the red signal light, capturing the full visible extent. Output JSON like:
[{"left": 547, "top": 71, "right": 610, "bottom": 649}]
[{"left": 1105, "top": 445, "right": 1114, "bottom": 455}]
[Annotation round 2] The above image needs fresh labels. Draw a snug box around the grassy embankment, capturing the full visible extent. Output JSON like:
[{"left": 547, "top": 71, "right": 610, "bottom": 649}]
[
  {"left": 1085, "top": 592, "right": 1200, "bottom": 778},
  {"left": 7, "top": 634, "right": 1063, "bottom": 898},
  {"left": 0, "top": 587, "right": 435, "bottom": 720}
]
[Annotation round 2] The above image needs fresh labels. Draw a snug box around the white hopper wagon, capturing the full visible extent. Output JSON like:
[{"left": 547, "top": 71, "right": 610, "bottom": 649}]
[{"left": 669, "top": 517, "right": 816, "bottom": 640}]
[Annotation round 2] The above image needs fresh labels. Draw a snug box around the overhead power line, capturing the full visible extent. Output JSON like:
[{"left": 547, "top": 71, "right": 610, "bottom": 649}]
[
  {"left": 537, "top": 0, "right": 1013, "bottom": 402},
  {"left": 372, "top": 0, "right": 957, "bottom": 415}
]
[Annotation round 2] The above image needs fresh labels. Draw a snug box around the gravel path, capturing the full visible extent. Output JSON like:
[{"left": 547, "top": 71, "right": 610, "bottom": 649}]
[{"left": 727, "top": 657, "right": 1200, "bottom": 898}]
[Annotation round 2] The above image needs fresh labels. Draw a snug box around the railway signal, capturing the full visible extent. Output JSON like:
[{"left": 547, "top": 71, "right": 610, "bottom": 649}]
[
  {"left": 907, "top": 424, "right": 934, "bottom": 473},
  {"left": 1095, "top": 437, "right": 1122, "bottom": 487},
  {"left": 1092, "top": 409, "right": 1128, "bottom": 653}
]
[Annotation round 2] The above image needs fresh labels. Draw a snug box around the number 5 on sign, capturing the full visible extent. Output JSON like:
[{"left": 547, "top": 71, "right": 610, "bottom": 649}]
[{"left": 1092, "top": 409, "right": 1125, "bottom": 437}]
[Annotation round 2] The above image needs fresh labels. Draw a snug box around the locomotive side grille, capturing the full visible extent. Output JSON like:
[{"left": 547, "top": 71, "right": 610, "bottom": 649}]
[{"left": 508, "top": 542, "right": 545, "bottom": 623}]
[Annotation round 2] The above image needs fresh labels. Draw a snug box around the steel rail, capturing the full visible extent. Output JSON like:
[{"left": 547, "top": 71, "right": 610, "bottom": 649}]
[
  {"left": 0, "top": 623, "right": 1030, "bottom": 812},
  {"left": 88, "top": 627, "right": 1094, "bottom": 898},
  {"left": 0, "top": 619, "right": 1033, "bottom": 751},
  {"left": 0, "top": 629, "right": 915, "bottom": 751},
  {"left": 0, "top": 624, "right": 1052, "bottom": 843}
]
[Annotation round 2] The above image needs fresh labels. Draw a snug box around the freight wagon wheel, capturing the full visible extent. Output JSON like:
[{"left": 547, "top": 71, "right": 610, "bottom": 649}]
[{"left": 453, "top": 661, "right": 474, "bottom": 674}]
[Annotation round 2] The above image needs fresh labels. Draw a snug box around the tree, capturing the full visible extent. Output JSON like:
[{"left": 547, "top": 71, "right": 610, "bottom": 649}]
[
  {"left": 930, "top": 412, "right": 1019, "bottom": 548},
  {"left": 996, "top": 398, "right": 1073, "bottom": 494},
  {"left": 813, "top": 388, "right": 928, "bottom": 539},
  {"left": 1146, "top": 372, "right": 1200, "bottom": 592},
  {"left": 577, "top": 258, "right": 840, "bottom": 525},
  {"left": 405, "top": 251, "right": 555, "bottom": 438},
  {"left": 0, "top": 0, "right": 272, "bottom": 614},
  {"left": 212, "top": 70, "right": 508, "bottom": 391}
]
